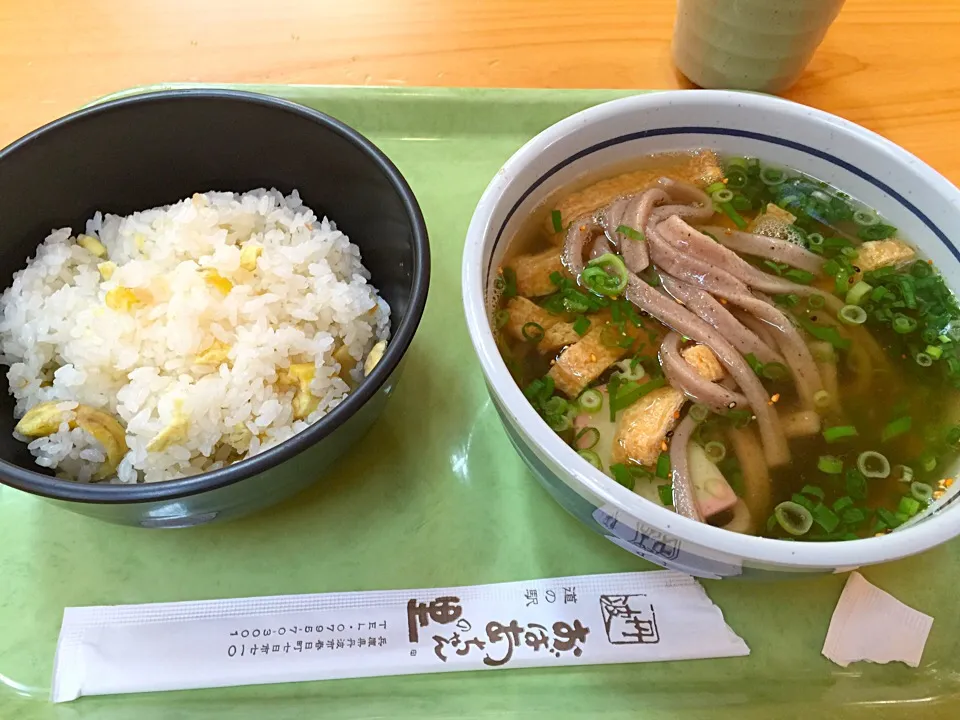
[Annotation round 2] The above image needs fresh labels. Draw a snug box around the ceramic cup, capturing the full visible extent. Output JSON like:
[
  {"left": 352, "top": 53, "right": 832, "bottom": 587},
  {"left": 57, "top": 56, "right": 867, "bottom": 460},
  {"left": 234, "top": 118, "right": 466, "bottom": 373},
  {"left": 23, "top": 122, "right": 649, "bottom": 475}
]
[
  {"left": 462, "top": 90, "right": 960, "bottom": 579},
  {"left": 672, "top": 0, "right": 846, "bottom": 93}
]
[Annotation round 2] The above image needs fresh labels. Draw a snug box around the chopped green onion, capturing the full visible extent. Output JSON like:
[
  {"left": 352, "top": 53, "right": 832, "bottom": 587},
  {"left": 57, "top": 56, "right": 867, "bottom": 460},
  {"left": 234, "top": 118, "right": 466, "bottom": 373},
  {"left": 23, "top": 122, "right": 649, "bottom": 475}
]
[
  {"left": 892, "top": 314, "right": 918, "bottom": 334},
  {"left": 797, "top": 317, "right": 851, "bottom": 350},
  {"left": 811, "top": 503, "right": 840, "bottom": 533},
  {"left": 857, "top": 451, "right": 891, "bottom": 478},
  {"left": 833, "top": 267, "right": 851, "bottom": 295},
  {"left": 578, "top": 388, "right": 603, "bottom": 413},
  {"left": 926, "top": 345, "right": 944, "bottom": 360},
  {"left": 807, "top": 294, "right": 826, "bottom": 309},
  {"left": 801, "top": 484, "right": 826, "bottom": 500},
  {"left": 775, "top": 293, "right": 801, "bottom": 307},
  {"left": 832, "top": 496, "right": 854, "bottom": 513},
  {"left": 575, "top": 426, "right": 600, "bottom": 450},
  {"left": 542, "top": 396, "right": 568, "bottom": 416},
  {"left": 704, "top": 440, "right": 726, "bottom": 463},
  {"left": 712, "top": 188, "right": 735, "bottom": 204},
  {"left": 547, "top": 412, "right": 572, "bottom": 432},
  {"left": 689, "top": 404, "right": 710, "bottom": 423},
  {"left": 551, "top": 209, "right": 563, "bottom": 233},
  {"left": 718, "top": 201, "right": 748, "bottom": 229},
  {"left": 895, "top": 465, "right": 914, "bottom": 483},
  {"left": 813, "top": 390, "right": 833, "bottom": 410},
  {"left": 726, "top": 408, "right": 754, "bottom": 428},
  {"left": 858, "top": 224, "right": 896, "bottom": 241},
  {"left": 807, "top": 233, "right": 825, "bottom": 247},
  {"left": 522, "top": 322, "right": 545, "bottom": 343},
  {"left": 818, "top": 455, "right": 844, "bottom": 474},
  {"left": 839, "top": 305, "right": 867, "bottom": 325},
  {"left": 582, "top": 253, "right": 629, "bottom": 297},
  {"left": 761, "top": 362, "right": 790, "bottom": 381},
  {"left": 881, "top": 416, "right": 912, "bottom": 442},
  {"left": 500, "top": 267, "right": 517, "bottom": 298},
  {"left": 655, "top": 452, "right": 671, "bottom": 479},
  {"left": 494, "top": 309, "right": 510, "bottom": 329},
  {"left": 921, "top": 452, "right": 937, "bottom": 472},
  {"left": 841, "top": 507, "right": 866, "bottom": 525},
  {"left": 823, "top": 425, "right": 858, "bottom": 443},
  {"left": 610, "top": 463, "right": 635, "bottom": 489},
  {"left": 763, "top": 260, "right": 785, "bottom": 276},
  {"left": 845, "top": 280, "right": 873, "bottom": 306},
  {"left": 760, "top": 167, "right": 787, "bottom": 186},
  {"left": 915, "top": 352, "right": 933, "bottom": 367},
  {"left": 744, "top": 352, "right": 764, "bottom": 375},
  {"left": 612, "top": 358, "right": 645, "bottom": 383},
  {"left": 846, "top": 468, "right": 868, "bottom": 500},
  {"left": 853, "top": 209, "right": 879, "bottom": 227},
  {"left": 947, "top": 425, "right": 960, "bottom": 448},
  {"left": 731, "top": 194, "right": 752, "bottom": 213},
  {"left": 898, "top": 495, "right": 921, "bottom": 517},
  {"left": 791, "top": 493, "right": 815, "bottom": 511},
  {"left": 704, "top": 181, "right": 727, "bottom": 195},
  {"left": 784, "top": 269, "right": 815, "bottom": 284},
  {"left": 610, "top": 376, "right": 666, "bottom": 415},
  {"left": 657, "top": 483, "right": 674, "bottom": 506},
  {"left": 774, "top": 501, "right": 813, "bottom": 536},
  {"left": 616, "top": 225, "right": 645, "bottom": 243},
  {"left": 910, "top": 481, "right": 934, "bottom": 503},
  {"left": 876, "top": 507, "right": 902, "bottom": 529},
  {"left": 572, "top": 314, "right": 591, "bottom": 336},
  {"left": 578, "top": 449, "right": 602, "bottom": 470},
  {"left": 725, "top": 169, "right": 748, "bottom": 190}
]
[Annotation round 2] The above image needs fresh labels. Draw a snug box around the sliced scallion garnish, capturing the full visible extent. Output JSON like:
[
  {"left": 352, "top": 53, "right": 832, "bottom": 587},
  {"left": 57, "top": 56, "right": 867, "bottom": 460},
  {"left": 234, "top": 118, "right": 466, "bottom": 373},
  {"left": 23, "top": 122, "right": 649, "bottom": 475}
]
[
  {"left": 857, "top": 451, "right": 891, "bottom": 478},
  {"left": 823, "top": 425, "right": 858, "bottom": 443},
  {"left": 774, "top": 501, "right": 813, "bottom": 536}
]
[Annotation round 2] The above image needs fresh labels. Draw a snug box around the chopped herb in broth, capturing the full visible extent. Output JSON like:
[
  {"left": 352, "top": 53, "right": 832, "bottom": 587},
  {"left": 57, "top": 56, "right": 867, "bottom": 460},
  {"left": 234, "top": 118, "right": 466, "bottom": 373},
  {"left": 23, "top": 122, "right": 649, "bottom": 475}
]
[{"left": 493, "top": 150, "right": 960, "bottom": 541}]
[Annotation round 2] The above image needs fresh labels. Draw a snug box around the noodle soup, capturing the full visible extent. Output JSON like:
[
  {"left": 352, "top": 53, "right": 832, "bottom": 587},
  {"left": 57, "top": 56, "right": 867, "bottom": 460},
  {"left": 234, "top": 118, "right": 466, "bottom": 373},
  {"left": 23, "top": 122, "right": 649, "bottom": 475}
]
[{"left": 493, "top": 151, "right": 960, "bottom": 542}]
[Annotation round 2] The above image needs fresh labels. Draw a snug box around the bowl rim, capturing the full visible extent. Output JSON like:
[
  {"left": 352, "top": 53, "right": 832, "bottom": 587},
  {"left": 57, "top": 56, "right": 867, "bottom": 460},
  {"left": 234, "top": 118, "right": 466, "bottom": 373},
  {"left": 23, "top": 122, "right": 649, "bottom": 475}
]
[
  {"left": 0, "top": 88, "right": 430, "bottom": 504},
  {"left": 463, "top": 88, "right": 960, "bottom": 568}
]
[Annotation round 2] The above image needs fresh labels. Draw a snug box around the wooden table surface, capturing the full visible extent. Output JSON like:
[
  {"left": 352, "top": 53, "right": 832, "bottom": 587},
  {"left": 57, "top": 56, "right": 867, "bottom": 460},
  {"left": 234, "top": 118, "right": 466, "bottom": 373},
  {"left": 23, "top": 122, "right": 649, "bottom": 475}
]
[{"left": 2, "top": 0, "right": 959, "bottom": 180}]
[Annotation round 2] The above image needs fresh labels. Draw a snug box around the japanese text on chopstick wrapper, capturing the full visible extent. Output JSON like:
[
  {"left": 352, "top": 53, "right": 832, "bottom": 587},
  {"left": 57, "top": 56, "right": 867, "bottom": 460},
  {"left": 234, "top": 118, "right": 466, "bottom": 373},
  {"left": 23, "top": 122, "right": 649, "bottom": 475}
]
[{"left": 52, "top": 571, "right": 748, "bottom": 702}]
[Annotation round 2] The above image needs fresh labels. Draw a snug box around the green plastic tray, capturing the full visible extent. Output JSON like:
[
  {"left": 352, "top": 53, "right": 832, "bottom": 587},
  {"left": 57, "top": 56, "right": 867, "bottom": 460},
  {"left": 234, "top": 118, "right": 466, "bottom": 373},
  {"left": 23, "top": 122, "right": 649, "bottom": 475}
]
[{"left": 2, "top": 85, "right": 958, "bottom": 720}]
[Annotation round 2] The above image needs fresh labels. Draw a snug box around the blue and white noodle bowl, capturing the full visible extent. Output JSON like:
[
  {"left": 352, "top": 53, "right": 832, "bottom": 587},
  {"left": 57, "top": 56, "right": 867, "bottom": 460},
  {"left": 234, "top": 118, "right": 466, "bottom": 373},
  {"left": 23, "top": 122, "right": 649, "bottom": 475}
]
[{"left": 462, "top": 90, "right": 960, "bottom": 579}]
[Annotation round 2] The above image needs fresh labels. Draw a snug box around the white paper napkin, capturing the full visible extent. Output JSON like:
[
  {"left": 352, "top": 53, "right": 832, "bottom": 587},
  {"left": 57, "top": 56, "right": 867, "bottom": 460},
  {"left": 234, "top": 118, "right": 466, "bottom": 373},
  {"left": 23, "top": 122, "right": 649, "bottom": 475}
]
[
  {"left": 822, "top": 571, "right": 933, "bottom": 668},
  {"left": 51, "top": 570, "right": 748, "bottom": 702}
]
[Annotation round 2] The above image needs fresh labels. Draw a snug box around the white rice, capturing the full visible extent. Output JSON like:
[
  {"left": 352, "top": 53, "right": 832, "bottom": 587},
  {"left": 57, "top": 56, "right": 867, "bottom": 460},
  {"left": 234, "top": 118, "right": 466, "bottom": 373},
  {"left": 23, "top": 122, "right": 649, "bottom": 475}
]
[{"left": 0, "top": 189, "right": 390, "bottom": 483}]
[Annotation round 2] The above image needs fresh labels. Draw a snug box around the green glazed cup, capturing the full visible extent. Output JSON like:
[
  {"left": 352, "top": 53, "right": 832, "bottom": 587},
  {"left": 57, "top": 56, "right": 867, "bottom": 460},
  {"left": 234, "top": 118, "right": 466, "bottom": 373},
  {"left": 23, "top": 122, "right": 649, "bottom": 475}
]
[{"left": 672, "top": 0, "right": 846, "bottom": 93}]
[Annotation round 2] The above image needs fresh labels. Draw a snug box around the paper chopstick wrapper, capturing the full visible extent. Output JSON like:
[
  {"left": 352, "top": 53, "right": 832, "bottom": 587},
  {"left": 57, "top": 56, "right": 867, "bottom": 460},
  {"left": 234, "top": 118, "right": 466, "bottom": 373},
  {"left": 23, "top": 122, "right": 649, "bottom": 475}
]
[
  {"left": 52, "top": 570, "right": 748, "bottom": 702},
  {"left": 822, "top": 571, "right": 933, "bottom": 668}
]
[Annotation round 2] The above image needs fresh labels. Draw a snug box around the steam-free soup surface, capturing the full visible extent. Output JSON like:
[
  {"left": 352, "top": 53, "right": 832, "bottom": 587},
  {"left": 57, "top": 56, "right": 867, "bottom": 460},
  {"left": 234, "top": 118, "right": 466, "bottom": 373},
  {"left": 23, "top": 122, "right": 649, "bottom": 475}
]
[{"left": 493, "top": 151, "right": 960, "bottom": 541}]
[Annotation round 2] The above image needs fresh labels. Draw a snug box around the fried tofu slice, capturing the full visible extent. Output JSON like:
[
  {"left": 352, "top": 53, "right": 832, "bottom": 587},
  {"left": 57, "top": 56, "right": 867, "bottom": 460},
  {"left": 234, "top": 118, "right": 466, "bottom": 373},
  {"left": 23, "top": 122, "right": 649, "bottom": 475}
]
[
  {"left": 611, "top": 386, "right": 687, "bottom": 467},
  {"left": 548, "top": 323, "right": 630, "bottom": 397},
  {"left": 747, "top": 203, "right": 798, "bottom": 237},
  {"left": 758, "top": 203, "right": 796, "bottom": 226},
  {"left": 681, "top": 344, "right": 725, "bottom": 381},
  {"left": 856, "top": 239, "right": 916, "bottom": 273},
  {"left": 503, "top": 297, "right": 560, "bottom": 338},
  {"left": 541, "top": 323, "right": 581, "bottom": 353},
  {"left": 507, "top": 248, "right": 566, "bottom": 297},
  {"left": 503, "top": 297, "right": 578, "bottom": 353},
  {"left": 545, "top": 151, "right": 723, "bottom": 234}
]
